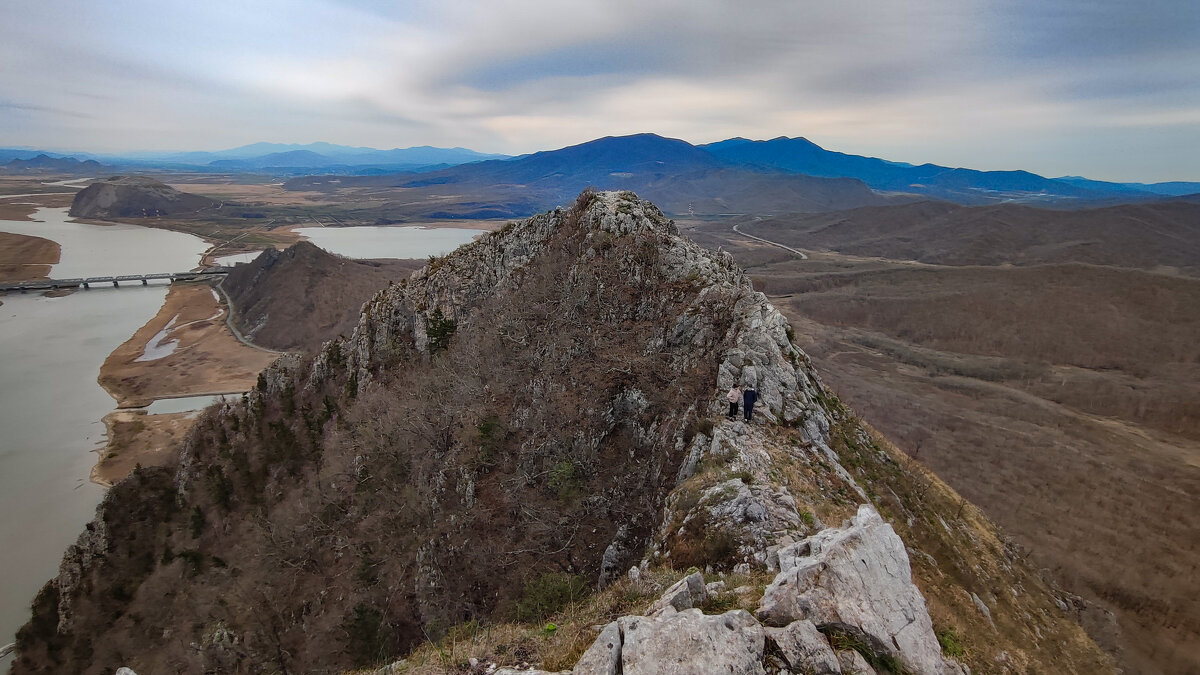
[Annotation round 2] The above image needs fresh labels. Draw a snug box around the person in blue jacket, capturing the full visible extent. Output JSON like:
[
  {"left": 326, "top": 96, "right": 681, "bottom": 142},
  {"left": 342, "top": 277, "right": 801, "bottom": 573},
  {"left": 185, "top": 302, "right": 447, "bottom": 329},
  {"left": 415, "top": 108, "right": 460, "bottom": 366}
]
[{"left": 742, "top": 384, "right": 758, "bottom": 422}]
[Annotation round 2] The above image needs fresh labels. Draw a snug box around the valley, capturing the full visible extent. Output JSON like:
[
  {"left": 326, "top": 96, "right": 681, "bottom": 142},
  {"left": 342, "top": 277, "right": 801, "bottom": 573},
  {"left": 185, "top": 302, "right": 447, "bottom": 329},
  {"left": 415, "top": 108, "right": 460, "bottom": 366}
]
[{"left": 689, "top": 210, "right": 1200, "bottom": 673}]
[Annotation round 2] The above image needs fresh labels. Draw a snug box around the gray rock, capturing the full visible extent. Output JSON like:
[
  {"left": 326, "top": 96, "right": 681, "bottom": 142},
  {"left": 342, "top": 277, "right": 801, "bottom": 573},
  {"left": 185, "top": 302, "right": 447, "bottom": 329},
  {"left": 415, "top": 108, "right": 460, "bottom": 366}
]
[
  {"left": 765, "top": 620, "right": 842, "bottom": 674},
  {"left": 836, "top": 650, "right": 876, "bottom": 674},
  {"left": 970, "top": 592, "right": 995, "bottom": 626},
  {"left": 115, "top": 669, "right": 139, "bottom": 675},
  {"left": 646, "top": 572, "right": 708, "bottom": 616},
  {"left": 573, "top": 621, "right": 622, "bottom": 675},
  {"left": 598, "top": 524, "right": 633, "bottom": 587},
  {"left": 706, "top": 580, "right": 727, "bottom": 594},
  {"left": 619, "top": 609, "right": 766, "bottom": 675},
  {"left": 757, "top": 505, "right": 965, "bottom": 675}
]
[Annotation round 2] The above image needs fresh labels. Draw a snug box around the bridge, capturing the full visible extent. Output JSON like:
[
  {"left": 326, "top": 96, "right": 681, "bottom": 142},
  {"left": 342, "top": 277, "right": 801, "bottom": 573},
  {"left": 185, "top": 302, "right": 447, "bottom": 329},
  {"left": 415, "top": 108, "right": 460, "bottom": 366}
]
[{"left": 0, "top": 267, "right": 232, "bottom": 292}]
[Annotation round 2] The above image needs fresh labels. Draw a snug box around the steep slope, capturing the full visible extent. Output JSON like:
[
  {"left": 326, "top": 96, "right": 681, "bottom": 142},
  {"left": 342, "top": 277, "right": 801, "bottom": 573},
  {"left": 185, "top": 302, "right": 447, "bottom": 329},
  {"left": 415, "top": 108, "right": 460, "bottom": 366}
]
[
  {"left": 68, "top": 176, "right": 219, "bottom": 219},
  {"left": 12, "top": 192, "right": 1110, "bottom": 674},
  {"left": 221, "top": 242, "right": 421, "bottom": 352}
]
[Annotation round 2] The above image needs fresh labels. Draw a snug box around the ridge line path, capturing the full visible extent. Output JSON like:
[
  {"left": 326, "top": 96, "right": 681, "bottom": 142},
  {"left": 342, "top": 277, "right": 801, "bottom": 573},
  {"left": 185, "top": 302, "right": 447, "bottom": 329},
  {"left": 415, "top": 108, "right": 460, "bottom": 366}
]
[{"left": 731, "top": 220, "right": 809, "bottom": 260}]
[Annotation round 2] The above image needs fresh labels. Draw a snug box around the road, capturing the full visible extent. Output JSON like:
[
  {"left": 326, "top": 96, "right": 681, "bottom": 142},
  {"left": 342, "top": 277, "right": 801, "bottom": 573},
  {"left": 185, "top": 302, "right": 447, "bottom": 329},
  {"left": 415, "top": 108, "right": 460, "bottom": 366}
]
[{"left": 730, "top": 221, "right": 809, "bottom": 260}]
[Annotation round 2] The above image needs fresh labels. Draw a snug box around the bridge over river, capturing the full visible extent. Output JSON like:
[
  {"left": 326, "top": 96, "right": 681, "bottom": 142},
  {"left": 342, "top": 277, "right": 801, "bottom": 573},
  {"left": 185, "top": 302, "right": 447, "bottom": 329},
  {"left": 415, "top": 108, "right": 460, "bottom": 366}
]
[{"left": 0, "top": 267, "right": 232, "bottom": 292}]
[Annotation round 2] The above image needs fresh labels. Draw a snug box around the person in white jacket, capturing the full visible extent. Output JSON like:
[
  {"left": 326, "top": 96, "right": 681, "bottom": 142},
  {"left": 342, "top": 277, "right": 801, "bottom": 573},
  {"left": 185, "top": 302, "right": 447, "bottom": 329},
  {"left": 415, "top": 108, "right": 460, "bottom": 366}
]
[{"left": 726, "top": 385, "right": 742, "bottom": 419}]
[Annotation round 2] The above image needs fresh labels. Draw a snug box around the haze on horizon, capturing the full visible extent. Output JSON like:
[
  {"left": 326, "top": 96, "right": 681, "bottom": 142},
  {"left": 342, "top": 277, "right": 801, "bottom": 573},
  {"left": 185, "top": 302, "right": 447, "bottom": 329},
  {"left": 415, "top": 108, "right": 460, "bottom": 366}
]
[{"left": 2, "top": 0, "right": 1198, "bottom": 183}]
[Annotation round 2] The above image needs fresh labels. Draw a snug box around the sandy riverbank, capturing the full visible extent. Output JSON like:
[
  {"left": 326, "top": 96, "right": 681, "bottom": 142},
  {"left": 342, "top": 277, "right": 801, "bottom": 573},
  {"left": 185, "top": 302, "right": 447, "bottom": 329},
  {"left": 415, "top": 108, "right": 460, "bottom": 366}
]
[
  {"left": 93, "top": 409, "right": 196, "bottom": 486},
  {"left": 0, "top": 231, "right": 60, "bottom": 282},
  {"left": 94, "top": 281, "right": 280, "bottom": 483},
  {"left": 98, "top": 281, "right": 279, "bottom": 407}
]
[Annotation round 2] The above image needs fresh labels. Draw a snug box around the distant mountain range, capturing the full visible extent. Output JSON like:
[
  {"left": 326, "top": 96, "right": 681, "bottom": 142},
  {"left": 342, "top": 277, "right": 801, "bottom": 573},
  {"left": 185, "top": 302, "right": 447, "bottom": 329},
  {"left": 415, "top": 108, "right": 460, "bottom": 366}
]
[
  {"left": 285, "top": 133, "right": 1200, "bottom": 216},
  {"left": 700, "top": 136, "right": 1200, "bottom": 204},
  {"left": 3, "top": 135, "right": 1197, "bottom": 207},
  {"left": 1, "top": 153, "right": 104, "bottom": 174},
  {"left": 285, "top": 134, "right": 906, "bottom": 217},
  {"left": 0, "top": 143, "right": 508, "bottom": 175}
]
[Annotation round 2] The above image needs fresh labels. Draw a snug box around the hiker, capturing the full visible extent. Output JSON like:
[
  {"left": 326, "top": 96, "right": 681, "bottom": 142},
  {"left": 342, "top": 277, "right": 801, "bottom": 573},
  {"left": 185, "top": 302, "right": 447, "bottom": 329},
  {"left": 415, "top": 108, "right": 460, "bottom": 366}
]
[
  {"left": 743, "top": 384, "right": 758, "bottom": 422},
  {"left": 726, "top": 385, "right": 741, "bottom": 419}
]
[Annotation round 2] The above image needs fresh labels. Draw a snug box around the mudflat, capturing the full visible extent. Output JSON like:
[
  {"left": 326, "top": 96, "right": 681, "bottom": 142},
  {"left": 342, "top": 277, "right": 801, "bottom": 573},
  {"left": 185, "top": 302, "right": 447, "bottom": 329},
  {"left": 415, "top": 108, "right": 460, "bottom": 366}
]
[{"left": 98, "top": 281, "right": 279, "bottom": 408}]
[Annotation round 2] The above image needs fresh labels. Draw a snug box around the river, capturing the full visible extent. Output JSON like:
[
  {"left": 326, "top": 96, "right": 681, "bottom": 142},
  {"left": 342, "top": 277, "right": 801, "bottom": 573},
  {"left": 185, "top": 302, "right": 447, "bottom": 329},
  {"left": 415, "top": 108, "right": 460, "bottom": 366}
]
[
  {"left": 294, "top": 224, "right": 484, "bottom": 260},
  {"left": 0, "top": 207, "right": 208, "bottom": 663}
]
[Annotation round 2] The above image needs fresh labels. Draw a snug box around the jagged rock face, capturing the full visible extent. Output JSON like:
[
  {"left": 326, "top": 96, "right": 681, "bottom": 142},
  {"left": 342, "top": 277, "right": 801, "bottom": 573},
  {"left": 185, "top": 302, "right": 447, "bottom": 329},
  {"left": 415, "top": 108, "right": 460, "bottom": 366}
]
[
  {"left": 67, "top": 175, "right": 218, "bottom": 218},
  {"left": 505, "top": 510, "right": 964, "bottom": 674},
  {"left": 14, "top": 191, "right": 838, "bottom": 674},
  {"left": 758, "top": 505, "right": 965, "bottom": 675}
]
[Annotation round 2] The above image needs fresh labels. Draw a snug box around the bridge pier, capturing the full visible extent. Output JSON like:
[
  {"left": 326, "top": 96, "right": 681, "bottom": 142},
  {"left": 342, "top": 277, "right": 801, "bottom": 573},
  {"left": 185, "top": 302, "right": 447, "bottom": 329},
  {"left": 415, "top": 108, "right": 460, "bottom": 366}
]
[
  {"left": 112, "top": 280, "right": 119, "bottom": 287},
  {"left": 142, "top": 278, "right": 148, "bottom": 285}
]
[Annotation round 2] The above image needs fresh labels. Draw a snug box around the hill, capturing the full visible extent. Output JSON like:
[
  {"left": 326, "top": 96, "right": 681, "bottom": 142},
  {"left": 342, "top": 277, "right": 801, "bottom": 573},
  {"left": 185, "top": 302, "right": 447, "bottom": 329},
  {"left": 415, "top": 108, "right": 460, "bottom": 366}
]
[
  {"left": 68, "top": 176, "right": 219, "bottom": 219},
  {"left": 12, "top": 191, "right": 1109, "bottom": 673},
  {"left": 737, "top": 199, "right": 1200, "bottom": 275},
  {"left": 221, "top": 241, "right": 422, "bottom": 352}
]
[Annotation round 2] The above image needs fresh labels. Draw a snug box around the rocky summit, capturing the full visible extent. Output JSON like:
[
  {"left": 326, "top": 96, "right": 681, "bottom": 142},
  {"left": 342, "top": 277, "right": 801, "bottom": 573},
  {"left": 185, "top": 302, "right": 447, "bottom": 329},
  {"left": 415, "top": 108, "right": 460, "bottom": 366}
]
[{"left": 13, "top": 191, "right": 1113, "bottom": 674}]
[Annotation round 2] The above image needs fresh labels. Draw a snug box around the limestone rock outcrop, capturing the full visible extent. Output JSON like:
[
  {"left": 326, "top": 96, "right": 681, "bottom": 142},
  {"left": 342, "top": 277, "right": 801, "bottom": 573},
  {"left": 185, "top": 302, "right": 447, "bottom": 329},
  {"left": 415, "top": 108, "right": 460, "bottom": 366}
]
[
  {"left": 542, "top": 505, "right": 964, "bottom": 674},
  {"left": 757, "top": 504, "right": 965, "bottom": 675},
  {"left": 765, "top": 620, "right": 842, "bottom": 674}
]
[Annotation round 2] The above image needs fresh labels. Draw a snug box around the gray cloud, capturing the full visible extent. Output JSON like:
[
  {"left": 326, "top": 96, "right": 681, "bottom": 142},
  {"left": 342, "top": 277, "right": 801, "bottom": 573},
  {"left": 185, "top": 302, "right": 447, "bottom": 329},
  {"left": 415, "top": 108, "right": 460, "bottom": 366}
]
[{"left": 0, "top": 0, "right": 1196, "bottom": 180}]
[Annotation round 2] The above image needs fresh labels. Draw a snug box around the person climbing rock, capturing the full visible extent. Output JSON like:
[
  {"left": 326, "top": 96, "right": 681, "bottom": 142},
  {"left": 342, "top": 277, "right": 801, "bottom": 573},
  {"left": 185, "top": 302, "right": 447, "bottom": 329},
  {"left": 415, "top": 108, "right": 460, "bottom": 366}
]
[
  {"left": 743, "top": 384, "right": 758, "bottom": 422},
  {"left": 726, "top": 385, "right": 741, "bottom": 419}
]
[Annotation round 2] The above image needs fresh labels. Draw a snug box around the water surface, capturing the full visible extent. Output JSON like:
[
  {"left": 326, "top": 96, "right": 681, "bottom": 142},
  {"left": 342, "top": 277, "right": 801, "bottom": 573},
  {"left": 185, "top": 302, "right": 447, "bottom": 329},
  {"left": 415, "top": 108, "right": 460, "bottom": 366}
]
[
  {"left": 0, "top": 208, "right": 208, "bottom": 662},
  {"left": 295, "top": 225, "right": 484, "bottom": 260}
]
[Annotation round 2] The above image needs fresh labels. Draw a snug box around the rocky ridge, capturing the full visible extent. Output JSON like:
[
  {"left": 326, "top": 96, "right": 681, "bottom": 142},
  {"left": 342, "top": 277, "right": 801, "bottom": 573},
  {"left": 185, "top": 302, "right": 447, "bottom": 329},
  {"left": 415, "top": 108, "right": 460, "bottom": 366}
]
[
  {"left": 14, "top": 191, "right": 1112, "bottom": 674},
  {"left": 487, "top": 503, "right": 963, "bottom": 674}
]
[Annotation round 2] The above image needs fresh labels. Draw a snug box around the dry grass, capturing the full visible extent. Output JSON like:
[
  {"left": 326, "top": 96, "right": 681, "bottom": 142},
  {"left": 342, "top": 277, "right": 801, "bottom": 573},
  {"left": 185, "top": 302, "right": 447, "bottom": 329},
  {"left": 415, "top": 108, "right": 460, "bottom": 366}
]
[
  {"left": 784, "top": 311, "right": 1200, "bottom": 674},
  {"left": 366, "top": 566, "right": 781, "bottom": 674},
  {"left": 816, "top": 409, "right": 1117, "bottom": 674}
]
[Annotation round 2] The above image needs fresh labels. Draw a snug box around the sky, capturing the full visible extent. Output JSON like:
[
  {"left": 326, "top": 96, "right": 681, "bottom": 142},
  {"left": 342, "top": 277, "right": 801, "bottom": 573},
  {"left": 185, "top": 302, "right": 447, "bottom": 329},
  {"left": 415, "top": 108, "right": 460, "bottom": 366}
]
[{"left": 1, "top": 0, "right": 1198, "bottom": 182}]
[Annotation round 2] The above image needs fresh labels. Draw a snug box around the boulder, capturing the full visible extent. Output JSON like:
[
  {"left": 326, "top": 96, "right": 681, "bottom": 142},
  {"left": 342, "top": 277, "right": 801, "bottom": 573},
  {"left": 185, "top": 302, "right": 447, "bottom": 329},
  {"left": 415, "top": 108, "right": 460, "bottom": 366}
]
[
  {"left": 765, "top": 620, "right": 842, "bottom": 674},
  {"left": 757, "top": 504, "right": 964, "bottom": 675},
  {"left": 618, "top": 609, "right": 766, "bottom": 675},
  {"left": 572, "top": 621, "right": 622, "bottom": 674},
  {"left": 645, "top": 572, "right": 708, "bottom": 616},
  {"left": 837, "top": 650, "right": 876, "bottom": 674}
]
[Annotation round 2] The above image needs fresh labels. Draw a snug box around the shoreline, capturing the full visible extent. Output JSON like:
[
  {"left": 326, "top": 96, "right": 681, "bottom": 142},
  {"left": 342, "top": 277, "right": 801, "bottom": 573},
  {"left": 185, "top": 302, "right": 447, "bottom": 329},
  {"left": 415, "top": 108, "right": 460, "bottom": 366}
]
[{"left": 93, "top": 281, "right": 279, "bottom": 484}]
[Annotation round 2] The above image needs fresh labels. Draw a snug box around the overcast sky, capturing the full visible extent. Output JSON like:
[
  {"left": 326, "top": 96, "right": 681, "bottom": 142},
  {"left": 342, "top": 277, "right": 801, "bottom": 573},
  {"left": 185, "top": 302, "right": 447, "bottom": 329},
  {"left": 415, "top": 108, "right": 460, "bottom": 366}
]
[{"left": 2, "top": 0, "right": 1197, "bottom": 181}]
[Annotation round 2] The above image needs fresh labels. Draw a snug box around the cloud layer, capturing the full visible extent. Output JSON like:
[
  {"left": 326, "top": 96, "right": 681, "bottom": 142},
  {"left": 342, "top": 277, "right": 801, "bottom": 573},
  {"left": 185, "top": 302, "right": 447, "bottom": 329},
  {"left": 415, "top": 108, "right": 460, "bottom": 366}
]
[{"left": 2, "top": 0, "right": 1197, "bottom": 181}]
